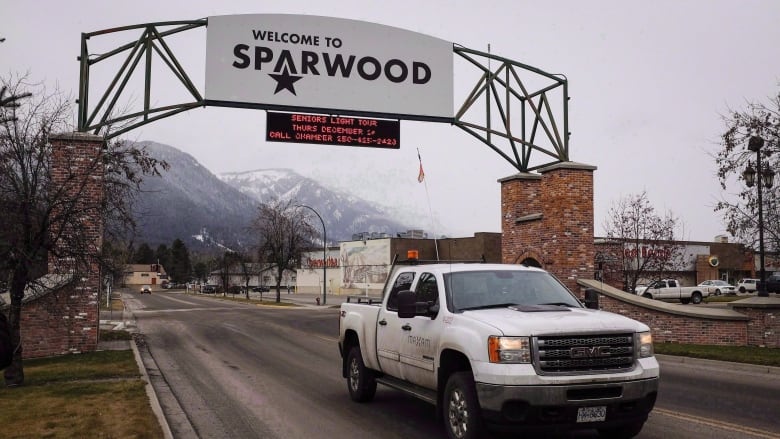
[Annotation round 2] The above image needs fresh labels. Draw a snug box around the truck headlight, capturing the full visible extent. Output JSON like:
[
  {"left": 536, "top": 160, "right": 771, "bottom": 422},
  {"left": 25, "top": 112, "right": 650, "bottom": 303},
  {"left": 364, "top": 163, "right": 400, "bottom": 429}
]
[
  {"left": 488, "top": 336, "right": 531, "bottom": 363},
  {"left": 638, "top": 331, "right": 653, "bottom": 358}
]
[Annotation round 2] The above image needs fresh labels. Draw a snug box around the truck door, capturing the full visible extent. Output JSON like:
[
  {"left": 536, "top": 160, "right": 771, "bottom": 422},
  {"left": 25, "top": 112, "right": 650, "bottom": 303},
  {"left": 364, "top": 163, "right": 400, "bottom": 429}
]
[
  {"left": 652, "top": 280, "right": 670, "bottom": 299},
  {"left": 665, "top": 280, "right": 679, "bottom": 299},
  {"left": 399, "top": 272, "right": 442, "bottom": 389},
  {"left": 375, "top": 271, "right": 415, "bottom": 378}
]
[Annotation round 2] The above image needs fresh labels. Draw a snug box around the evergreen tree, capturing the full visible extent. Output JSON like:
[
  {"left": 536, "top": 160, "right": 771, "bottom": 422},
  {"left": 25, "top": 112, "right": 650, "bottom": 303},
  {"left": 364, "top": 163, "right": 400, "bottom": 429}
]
[
  {"left": 169, "top": 239, "right": 191, "bottom": 283},
  {"left": 133, "top": 243, "right": 155, "bottom": 264},
  {"left": 155, "top": 244, "right": 171, "bottom": 273},
  {"left": 193, "top": 261, "right": 208, "bottom": 283}
]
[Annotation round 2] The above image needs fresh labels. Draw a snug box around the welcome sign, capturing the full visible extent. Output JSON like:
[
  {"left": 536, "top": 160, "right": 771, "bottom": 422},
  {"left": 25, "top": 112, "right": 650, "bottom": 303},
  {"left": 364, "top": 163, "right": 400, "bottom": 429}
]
[{"left": 205, "top": 14, "right": 454, "bottom": 120}]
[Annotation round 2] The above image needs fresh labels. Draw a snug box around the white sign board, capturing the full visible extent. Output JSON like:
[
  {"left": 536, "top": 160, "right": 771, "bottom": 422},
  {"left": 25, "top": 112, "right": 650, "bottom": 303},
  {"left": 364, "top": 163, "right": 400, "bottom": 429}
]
[{"left": 206, "top": 14, "right": 454, "bottom": 119}]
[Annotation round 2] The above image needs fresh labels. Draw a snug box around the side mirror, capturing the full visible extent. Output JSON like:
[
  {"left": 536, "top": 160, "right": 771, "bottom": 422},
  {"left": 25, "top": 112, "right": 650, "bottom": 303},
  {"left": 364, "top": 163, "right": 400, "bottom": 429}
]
[
  {"left": 397, "top": 290, "right": 417, "bottom": 318},
  {"left": 584, "top": 288, "right": 599, "bottom": 310}
]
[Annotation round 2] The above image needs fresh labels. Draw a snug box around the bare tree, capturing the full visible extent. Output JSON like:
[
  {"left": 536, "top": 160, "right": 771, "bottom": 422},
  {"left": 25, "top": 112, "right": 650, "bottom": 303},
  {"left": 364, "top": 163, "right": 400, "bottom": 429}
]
[
  {"left": 602, "top": 191, "right": 685, "bottom": 293},
  {"left": 235, "top": 254, "right": 261, "bottom": 300},
  {"left": 216, "top": 250, "right": 248, "bottom": 296},
  {"left": 0, "top": 76, "right": 167, "bottom": 385},
  {"left": 715, "top": 89, "right": 779, "bottom": 252},
  {"left": 0, "top": 86, "right": 31, "bottom": 123},
  {"left": 249, "top": 199, "right": 318, "bottom": 303}
]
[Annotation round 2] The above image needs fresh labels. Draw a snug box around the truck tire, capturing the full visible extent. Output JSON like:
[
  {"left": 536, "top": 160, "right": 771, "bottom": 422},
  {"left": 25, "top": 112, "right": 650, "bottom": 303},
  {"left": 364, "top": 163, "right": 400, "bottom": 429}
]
[
  {"left": 347, "top": 346, "right": 376, "bottom": 402},
  {"left": 443, "top": 371, "right": 485, "bottom": 439},
  {"left": 642, "top": 293, "right": 653, "bottom": 299},
  {"left": 739, "top": 286, "right": 746, "bottom": 293},
  {"left": 690, "top": 292, "right": 703, "bottom": 304},
  {"left": 598, "top": 420, "right": 645, "bottom": 438}
]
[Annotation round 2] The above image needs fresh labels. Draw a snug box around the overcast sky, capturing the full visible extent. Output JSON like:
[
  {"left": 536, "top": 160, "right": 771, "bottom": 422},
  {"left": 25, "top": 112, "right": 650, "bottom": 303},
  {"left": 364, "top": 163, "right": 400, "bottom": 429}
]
[{"left": 3, "top": 1, "right": 780, "bottom": 242}]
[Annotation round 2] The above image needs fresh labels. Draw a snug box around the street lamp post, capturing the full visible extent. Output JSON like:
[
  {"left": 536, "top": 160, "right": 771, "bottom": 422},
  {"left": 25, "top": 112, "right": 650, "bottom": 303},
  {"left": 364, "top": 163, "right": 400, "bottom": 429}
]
[
  {"left": 742, "top": 135, "right": 775, "bottom": 297},
  {"left": 297, "top": 205, "right": 327, "bottom": 305}
]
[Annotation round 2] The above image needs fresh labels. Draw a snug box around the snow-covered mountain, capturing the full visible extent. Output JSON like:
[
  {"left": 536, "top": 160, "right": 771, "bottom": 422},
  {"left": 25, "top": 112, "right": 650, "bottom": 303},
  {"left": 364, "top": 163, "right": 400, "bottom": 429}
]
[
  {"left": 218, "top": 169, "right": 410, "bottom": 244},
  {"left": 131, "top": 141, "right": 412, "bottom": 252}
]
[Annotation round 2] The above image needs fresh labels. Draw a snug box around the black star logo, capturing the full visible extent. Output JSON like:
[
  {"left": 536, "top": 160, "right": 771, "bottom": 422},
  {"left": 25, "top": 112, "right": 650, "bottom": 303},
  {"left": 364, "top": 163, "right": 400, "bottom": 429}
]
[{"left": 268, "top": 67, "right": 302, "bottom": 95}]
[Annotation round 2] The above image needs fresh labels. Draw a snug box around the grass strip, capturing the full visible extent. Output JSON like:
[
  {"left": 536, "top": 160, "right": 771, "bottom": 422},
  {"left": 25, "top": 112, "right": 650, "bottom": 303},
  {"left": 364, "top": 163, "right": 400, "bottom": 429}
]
[
  {"left": 655, "top": 343, "right": 780, "bottom": 367},
  {"left": 0, "top": 350, "right": 162, "bottom": 438}
]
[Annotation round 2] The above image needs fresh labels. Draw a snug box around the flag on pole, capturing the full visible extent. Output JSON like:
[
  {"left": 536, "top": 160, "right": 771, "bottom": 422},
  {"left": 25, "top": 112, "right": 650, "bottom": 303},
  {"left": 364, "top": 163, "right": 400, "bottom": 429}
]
[{"left": 417, "top": 148, "right": 425, "bottom": 183}]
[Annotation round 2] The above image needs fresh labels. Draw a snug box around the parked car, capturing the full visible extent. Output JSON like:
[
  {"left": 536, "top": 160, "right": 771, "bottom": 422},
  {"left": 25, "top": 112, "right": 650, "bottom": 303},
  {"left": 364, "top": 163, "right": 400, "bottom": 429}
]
[
  {"left": 757, "top": 274, "right": 780, "bottom": 294},
  {"left": 252, "top": 285, "right": 270, "bottom": 292},
  {"left": 736, "top": 278, "right": 759, "bottom": 294},
  {"left": 201, "top": 285, "right": 216, "bottom": 294},
  {"left": 140, "top": 285, "right": 152, "bottom": 294},
  {"left": 697, "top": 280, "right": 736, "bottom": 296}
]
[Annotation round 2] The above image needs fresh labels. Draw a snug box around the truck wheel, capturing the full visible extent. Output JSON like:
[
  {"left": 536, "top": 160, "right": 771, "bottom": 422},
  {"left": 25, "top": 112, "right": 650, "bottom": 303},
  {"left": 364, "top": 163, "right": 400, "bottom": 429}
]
[
  {"left": 691, "top": 292, "right": 703, "bottom": 304},
  {"left": 443, "top": 372, "right": 485, "bottom": 439},
  {"left": 642, "top": 293, "right": 653, "bottom": 299},
  {"left": 347, "top": 346, "right": 376, "bottom": 402},
  {"left": 739, "top": 286, "right": 746, "bottom": 293}
]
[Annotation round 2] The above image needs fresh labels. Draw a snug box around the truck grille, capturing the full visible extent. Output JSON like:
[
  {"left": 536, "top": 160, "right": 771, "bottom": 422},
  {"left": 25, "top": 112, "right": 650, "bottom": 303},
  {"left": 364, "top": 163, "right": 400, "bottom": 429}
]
[{"left": 534, "top": 334, "right": 635, "bottom": 374}]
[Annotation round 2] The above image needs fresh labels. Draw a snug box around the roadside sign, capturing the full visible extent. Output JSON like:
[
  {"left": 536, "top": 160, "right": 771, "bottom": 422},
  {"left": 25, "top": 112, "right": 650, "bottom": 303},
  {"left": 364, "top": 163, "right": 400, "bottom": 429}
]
[{"left": 266, "top": 111, "right": 400, "bottom": 148}]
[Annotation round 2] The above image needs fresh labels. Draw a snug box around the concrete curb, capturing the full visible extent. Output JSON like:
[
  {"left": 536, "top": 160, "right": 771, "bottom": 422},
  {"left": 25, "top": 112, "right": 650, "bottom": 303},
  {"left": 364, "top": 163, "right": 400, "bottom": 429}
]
[
  {"left": 656, "top": 354, "right": 780, "bottom": 375},
  {"left": 130, "top": 337, "right": 174, "bottom": 439}
]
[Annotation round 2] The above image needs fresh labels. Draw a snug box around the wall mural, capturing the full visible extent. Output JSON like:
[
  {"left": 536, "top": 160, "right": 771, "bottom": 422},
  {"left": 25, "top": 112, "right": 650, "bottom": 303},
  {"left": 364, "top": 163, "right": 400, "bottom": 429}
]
[{"left": 341, "top": 240, "right": 390, "bottom": 288}]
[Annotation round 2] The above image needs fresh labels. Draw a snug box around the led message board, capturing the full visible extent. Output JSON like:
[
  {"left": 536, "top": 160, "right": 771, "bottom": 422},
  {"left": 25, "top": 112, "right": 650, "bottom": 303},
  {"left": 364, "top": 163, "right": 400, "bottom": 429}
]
[{"left": 266, "top": 112, "right": 400, "bottom": 148}]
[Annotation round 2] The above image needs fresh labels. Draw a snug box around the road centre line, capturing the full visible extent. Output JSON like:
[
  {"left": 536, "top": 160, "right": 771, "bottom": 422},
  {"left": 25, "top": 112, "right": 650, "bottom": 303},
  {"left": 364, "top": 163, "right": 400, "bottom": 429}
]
[{"left": 654, "top": 408, "right": 780, "bottom": 439}]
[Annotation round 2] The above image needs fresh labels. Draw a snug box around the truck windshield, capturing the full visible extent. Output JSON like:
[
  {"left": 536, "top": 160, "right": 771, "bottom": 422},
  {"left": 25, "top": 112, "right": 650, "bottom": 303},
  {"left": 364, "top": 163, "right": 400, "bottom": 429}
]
[{"left": 443, "top": 270, "right": 581, "bottom": 312}]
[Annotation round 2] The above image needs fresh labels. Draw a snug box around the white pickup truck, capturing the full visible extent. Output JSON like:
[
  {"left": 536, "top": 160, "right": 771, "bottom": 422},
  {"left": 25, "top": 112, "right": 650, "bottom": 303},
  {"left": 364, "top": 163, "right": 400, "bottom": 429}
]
[
  {"left": 339, "top": 258, "right": 659, "bottom": 438},
  {"left": 634, "top": 279, "right": 708, "bottom": 304}
]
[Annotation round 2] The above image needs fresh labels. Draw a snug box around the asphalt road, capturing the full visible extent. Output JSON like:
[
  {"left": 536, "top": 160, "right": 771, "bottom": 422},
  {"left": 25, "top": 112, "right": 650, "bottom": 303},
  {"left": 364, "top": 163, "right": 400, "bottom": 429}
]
[{"left": 124, "top": 291, "right": 780, "bottom": 439}]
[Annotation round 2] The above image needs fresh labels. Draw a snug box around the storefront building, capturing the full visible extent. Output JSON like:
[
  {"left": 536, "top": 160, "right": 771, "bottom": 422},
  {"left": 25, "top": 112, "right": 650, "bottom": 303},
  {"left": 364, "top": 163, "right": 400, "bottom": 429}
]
[
  {"left": 594, "top": 235, "right": 779, "bottom": 291},
  {"left": 297, "top": 233, "right": 501, "bottom": 295}
]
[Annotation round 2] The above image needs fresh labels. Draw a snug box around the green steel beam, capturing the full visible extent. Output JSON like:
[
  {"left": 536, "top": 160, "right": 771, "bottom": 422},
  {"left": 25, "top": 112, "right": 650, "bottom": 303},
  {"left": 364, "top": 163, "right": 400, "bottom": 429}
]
[
  {"left": 77, "top": 19, "right": 569, "bottom": 172},
  {"left": 77, "top": 20, "right": 206, "bottom": 137}
]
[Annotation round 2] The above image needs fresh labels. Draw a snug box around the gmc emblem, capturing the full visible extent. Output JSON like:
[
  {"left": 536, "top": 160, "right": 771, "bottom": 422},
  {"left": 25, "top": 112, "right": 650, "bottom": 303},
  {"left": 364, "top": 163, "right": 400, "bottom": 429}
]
[{"left": 570, "top": 346, "right": 611, "bottom": 358}]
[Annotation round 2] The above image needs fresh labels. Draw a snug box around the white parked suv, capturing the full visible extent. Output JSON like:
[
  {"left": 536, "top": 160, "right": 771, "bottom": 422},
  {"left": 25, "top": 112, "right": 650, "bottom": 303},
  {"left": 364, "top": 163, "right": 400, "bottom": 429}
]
[{"left": 736, "top": 278, "right": 759, "bottom": 294}]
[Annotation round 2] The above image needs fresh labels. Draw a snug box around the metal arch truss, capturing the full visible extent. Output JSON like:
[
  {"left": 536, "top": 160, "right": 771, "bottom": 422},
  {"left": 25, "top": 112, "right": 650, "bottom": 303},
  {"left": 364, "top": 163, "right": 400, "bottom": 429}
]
[
  {"left": 453, "top": 46, "right": 569, "bottom": 172},
  {"left": 77, "top": 20, "right": 569, "bottom": 172},
  {"left": 77, "top": 20, "right": 207, "bottom": 140}
]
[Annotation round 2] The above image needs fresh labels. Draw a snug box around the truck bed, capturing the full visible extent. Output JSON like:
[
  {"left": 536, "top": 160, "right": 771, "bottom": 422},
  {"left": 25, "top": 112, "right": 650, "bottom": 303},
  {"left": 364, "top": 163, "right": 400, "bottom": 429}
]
[{"left": 345, "top": 296, "right": 383, "bottom": 305}]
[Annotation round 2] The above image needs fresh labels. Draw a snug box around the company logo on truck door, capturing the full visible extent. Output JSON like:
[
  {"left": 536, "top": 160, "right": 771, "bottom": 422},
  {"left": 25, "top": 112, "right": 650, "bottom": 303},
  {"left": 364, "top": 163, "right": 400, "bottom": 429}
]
[{"left": 407, "top": 335, "right": 431, "bottom": 349}]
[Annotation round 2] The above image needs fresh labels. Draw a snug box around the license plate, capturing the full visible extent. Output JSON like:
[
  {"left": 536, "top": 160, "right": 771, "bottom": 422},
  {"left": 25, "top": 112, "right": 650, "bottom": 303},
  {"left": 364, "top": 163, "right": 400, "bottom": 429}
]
[{"left": 576, "top": 406, "right": 606, "bottom": 423}]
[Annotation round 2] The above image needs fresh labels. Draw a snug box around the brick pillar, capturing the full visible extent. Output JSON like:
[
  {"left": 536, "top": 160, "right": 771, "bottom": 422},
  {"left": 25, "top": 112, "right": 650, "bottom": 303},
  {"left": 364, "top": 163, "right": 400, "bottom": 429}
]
[
  {"left": 500, "top": 172, "right": 543, "bottom": 266},
  {"left": 36, "top": 132, "right": 105, "bottom": 355},
  {"left": 500, "top": 162, "right": 597, "bottom": 295}
]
